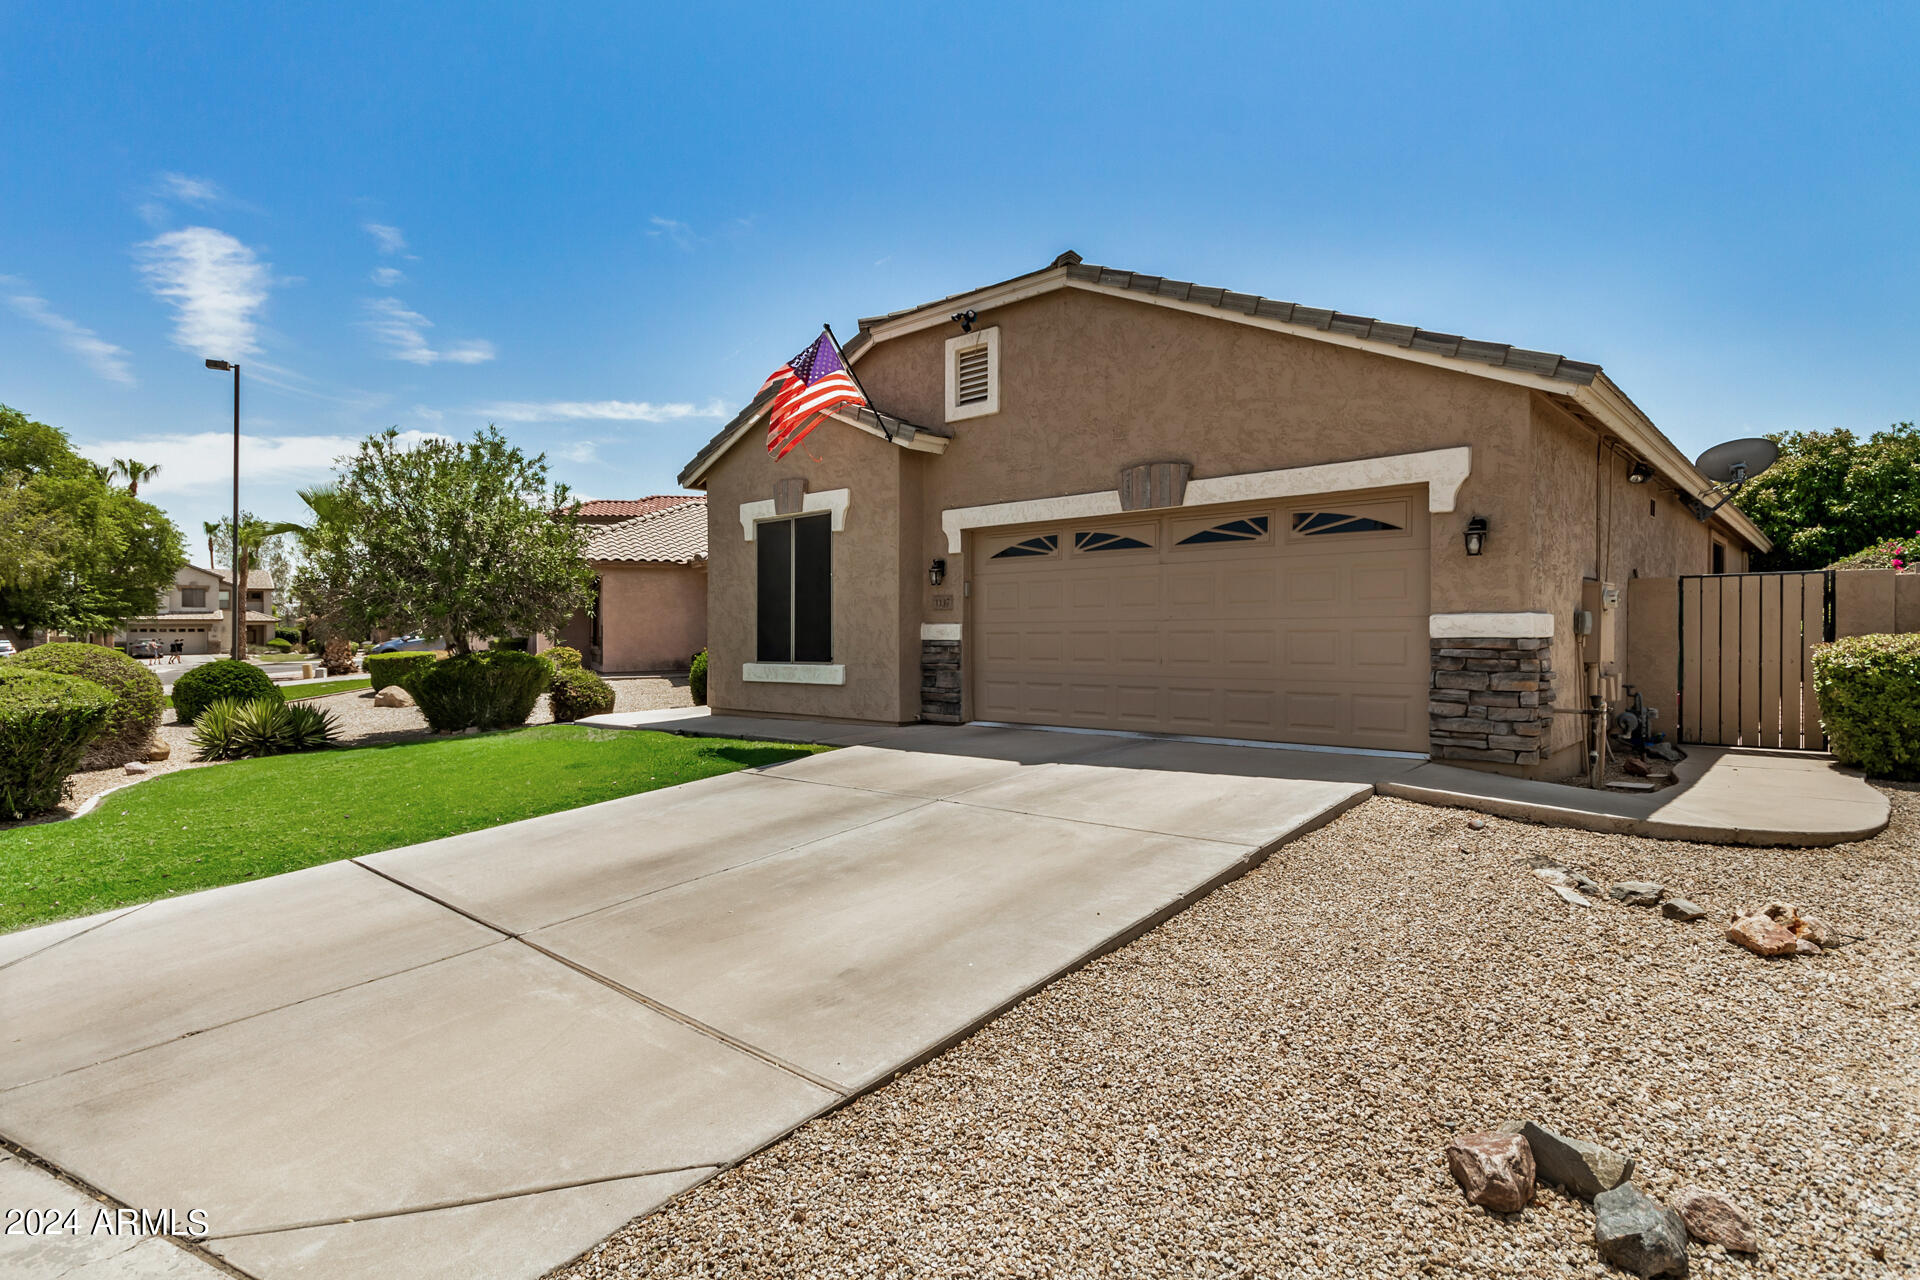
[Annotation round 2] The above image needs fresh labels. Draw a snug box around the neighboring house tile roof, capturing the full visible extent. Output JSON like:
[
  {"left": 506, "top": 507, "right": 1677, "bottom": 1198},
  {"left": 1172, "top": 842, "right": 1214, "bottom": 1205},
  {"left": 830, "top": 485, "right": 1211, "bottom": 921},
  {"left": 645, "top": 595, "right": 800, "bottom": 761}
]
[
  {"left": 122, "top": 610, "right": 278, "bottom": 624},
  {"left": 585, "top": 498, "right": 708, "bottom": 565},
  {"left": 854, "top": 251, "right": 1602, "bottom": 385},
  {"left": 186, "top": 565, "right": 275, "bottom": 589},
  {"left": 571, "top": 496, "right": 703, "bottom": 523}
]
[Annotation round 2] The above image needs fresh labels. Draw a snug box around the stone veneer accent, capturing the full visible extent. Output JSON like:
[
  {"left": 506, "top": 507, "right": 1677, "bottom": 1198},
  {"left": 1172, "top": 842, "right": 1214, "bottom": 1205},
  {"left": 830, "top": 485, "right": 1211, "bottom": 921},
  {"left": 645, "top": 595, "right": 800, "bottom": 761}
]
[
  {"left": 1428, "top": 637, "right": 1554, "bottom": 765},
  {"left": 920, "top": 639, "right": 962, "bottom": 723}
]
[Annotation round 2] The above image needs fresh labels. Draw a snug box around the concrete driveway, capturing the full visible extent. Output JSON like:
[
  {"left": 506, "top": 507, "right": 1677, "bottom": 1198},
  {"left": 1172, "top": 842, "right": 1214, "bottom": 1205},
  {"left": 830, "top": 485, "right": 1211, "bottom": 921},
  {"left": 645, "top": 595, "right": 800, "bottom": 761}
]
[{"left": 0, "top": 724, "right": 1401, "bottom": 1280}]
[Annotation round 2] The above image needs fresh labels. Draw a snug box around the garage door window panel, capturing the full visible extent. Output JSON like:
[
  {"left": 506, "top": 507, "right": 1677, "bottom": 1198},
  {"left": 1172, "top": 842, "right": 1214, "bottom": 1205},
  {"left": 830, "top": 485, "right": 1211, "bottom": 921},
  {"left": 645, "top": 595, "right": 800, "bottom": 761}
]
[{"left": 755, "top": 513, "right": 832, "bottom": 664}]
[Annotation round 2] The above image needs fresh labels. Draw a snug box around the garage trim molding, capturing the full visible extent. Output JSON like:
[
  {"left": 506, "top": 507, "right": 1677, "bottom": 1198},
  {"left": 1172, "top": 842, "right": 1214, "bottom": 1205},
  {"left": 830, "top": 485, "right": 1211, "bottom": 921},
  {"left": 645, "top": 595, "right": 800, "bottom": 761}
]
[{"left": 939, "top": 446, "right": 1470, "bottom": 554}]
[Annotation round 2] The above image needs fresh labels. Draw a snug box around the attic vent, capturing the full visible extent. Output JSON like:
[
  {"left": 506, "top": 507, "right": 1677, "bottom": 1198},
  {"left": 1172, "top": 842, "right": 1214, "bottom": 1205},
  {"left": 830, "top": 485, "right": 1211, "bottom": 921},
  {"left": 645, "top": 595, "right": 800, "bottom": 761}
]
[
  {"left": 956, "top": 346, "right": 991, "bottom": 404},
  {"left": 944, "top": 326, "right": 1000, "bottom": 422}
]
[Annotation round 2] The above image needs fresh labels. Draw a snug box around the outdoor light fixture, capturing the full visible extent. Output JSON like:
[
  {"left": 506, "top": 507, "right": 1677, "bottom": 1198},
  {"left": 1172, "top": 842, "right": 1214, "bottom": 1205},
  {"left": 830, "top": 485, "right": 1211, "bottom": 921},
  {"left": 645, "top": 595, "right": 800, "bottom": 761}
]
[
  {"left": 951, "top": 309, "right": 977, "bottom": 333},
  {"left": 1627, "top": 460, "right": 1654, "bottom": 484},
  {"left": 929, "top": 558, "right": 947, "bottom": 586},
  {"left": 1463, "top": 516, "right": 1489, "bottom": 557}
]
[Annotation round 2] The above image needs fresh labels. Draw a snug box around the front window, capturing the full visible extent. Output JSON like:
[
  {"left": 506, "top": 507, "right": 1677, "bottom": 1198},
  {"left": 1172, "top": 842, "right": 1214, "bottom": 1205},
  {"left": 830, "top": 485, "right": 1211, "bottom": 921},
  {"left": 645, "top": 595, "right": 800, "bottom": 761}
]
[
  {"left": 180, "top": 587, "right": 207, "bottom": 608},
  {"left": 756, "top": 512, "right": 832, "bottom": 662}
]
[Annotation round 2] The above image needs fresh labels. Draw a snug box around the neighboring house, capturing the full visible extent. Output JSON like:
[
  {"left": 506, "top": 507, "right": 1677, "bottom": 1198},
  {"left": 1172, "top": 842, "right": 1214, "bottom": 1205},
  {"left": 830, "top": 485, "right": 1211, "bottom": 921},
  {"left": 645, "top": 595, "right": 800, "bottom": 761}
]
[
  {"left": 119, "top": 564, "right": 277, "bottom": 654},
  {"left": 678, "top": 252, "right": 1770, "bottom": 778},
  {"left": 546, "top": 497, "right": 707, "bottom": 673}
]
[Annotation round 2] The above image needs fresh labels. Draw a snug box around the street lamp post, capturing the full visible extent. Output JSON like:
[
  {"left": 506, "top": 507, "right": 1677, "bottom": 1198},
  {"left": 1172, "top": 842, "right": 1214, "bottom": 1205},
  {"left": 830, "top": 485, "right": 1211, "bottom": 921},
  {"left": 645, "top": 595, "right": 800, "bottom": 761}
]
[{"left": 204, "top": 359, "right": 242, "bottom": 661}]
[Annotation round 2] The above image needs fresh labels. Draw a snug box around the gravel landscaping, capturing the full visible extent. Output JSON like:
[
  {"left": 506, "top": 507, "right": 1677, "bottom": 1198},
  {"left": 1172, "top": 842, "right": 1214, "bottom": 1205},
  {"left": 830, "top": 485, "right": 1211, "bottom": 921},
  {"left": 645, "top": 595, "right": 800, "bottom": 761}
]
[
  {"left": 35, "top": 675, "right": 694, "bottom": 823},
  {"left": 552, "top": 786, "right": 1920, "bottom": 1279}
]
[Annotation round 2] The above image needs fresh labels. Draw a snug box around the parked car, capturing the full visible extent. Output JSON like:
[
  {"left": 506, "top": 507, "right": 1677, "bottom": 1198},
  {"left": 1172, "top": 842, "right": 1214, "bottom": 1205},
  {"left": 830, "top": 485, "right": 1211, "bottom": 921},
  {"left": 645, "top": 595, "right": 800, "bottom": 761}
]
[
  {"left": 126, "top": 639, "right": 163, "bottom": 659},
  {"left": 368, "top": 633, "right": 425, "bottom": 654},
  {"left": 0, "top": 637, "right": 14, "bottom": 656}
]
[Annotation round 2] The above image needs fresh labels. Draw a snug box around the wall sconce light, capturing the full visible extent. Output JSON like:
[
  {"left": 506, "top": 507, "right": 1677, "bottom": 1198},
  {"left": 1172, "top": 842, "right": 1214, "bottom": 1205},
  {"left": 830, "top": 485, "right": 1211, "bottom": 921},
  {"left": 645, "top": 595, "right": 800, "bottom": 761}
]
[
  {"left": 1463, "top": 516, "right": 1489, "bottom": 557},
  {"left": 1627, "top": 461, "right": 1654, "bottom": 485},
  {"left": 929, "top": 558, "right": 946, "bottom": 587}
]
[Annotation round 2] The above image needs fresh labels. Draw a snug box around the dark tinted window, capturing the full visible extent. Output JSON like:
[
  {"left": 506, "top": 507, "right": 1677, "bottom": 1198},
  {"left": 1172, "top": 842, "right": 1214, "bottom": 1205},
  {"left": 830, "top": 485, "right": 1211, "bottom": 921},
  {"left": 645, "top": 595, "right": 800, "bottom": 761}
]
[{"left": 756, "top": 513, "right": 831, "bottom": 662}]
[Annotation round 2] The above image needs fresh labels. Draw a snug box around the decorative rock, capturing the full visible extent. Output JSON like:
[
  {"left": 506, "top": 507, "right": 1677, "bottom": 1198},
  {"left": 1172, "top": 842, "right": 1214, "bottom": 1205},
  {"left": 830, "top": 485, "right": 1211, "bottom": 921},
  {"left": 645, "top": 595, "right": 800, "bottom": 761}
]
[
  {"left": 122, "top": 761, "right": 150, "bottom": 775},
  {"left": 1621, "top": 755, "right": 1651, "bottom": 776},
  {"left": 146, "top": 739, "right": 171, "bottom": 762},
  {"left": 1647, "top": 741, "right": 1683, "bottom": 762},
  {"left": 373, "top": 685, "right": 416, "bottom": 708},
  {"left": 1594, "top": 1183, "right": 1691, "bottom": 1277},
  {"left": 1673, "top": 1188, "right": 1758, "bottom": 1252},
  {"left": 1545, "top": 883, "right": 1593, "bottom": 908},
  {"left": 1520, "top": 1122, "right": 1634, "bottom": 1198},
  {"left": 1727, "top": 914, "right": 1799, "bottom": 958},
  {"left": 1467, "top": 817, "right": 1486, "bottom": 831},
  {"left": 1661, "top": 898, "right": 1708, "bottom": 922},
  {"left": 1608, "top": 881, "right": 1665, "bottom": 906},
  {"left": 1792, "top": 915, "right": 1836, "bottom": 949},
  {"left": 462, "top": 726, "right": 480, "bottom": 735},
  {"left": 1793, "top": 936, "right": 1820, "bottom": 956},
  {"left": 1445, "top": 1131, "right": 1535, "bottom": 1212}
]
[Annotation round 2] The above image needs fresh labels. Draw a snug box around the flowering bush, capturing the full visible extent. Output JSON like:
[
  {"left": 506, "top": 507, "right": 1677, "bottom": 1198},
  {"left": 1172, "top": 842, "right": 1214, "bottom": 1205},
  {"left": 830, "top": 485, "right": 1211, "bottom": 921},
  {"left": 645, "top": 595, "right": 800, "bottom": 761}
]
[
  {"left": 1829, "top": 528, "right": 1920, "bottom": 573},
  {"left": 1811, "top": 634, "right": 1920, "bottom": 779}
]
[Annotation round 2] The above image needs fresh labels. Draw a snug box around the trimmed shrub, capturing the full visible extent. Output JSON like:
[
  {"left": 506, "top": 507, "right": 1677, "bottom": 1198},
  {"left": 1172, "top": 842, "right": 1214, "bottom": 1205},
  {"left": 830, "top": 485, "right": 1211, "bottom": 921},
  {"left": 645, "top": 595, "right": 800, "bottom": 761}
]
[
  {"left": 550, "top": 666, "right": 615, "bottom": 722},
  {"left": 267, "top": 637, "right": 293, "bottom": 653},
  {"left": 191, "top": 696, "right": 339, "bottom": 761},
  {"left": 172, "top": 658, "right": 283, "bottom": 726},
  {"left": 1811, "top": 633, "right": 1920, "bottom": 780},
  {"left": 689, "top": 648, "right": 708, "bottom": 706},
  {"left": 545, "top": 645, "right": 583, "bottom": 670},
  {"left": 0, "top": 668, "right": 114, "bottom": 816},
  {"left": 275, "top": 627, "right": 302, "bottom": 645},
  {"left": 366, "top": 651, "right": 437, "bottom": 692},
  {"left": 6, "top": 641, "right": 164, "bottom": 769},
  {"left": 410, "top": 650, "right": 552, "bottom": 732}
]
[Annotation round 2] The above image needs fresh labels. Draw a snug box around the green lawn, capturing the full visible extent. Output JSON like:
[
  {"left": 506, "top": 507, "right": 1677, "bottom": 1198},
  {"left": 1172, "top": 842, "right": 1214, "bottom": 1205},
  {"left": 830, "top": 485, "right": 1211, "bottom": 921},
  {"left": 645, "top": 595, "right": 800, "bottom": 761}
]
[
  {"left": 161, "top": 675, "right": 372, "bottom": 710},
  {"left": 0, "top": 727, "right": 827, "bottom": 933}
]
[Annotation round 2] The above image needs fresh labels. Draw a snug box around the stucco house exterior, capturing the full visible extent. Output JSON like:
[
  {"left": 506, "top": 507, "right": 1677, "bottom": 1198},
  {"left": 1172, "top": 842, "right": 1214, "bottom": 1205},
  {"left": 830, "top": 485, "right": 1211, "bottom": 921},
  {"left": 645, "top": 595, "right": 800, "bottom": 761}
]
[
  {"left": 678, "top": 253, "right": 1768, "bottom": 777},
  {"left": 119, "top": 564, "right": 277, "bottom": 653},
  {"left": 547, "top": 497, "right": 708, "bottom": 673}
]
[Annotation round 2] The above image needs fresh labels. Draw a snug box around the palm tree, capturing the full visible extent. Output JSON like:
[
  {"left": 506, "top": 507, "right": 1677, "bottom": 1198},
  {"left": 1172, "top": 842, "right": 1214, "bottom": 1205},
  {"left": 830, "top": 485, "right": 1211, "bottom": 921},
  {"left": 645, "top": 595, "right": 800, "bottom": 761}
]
[
  {"left": 88, "top": 460, "right": 114, "bottom": 484},
  {"left": 262, "top": 483, "right": 349, "bottom": 547},
  {"left": 202, "top": 520, "right": 221, "bottom": 569},
  {"left": 110, "top": 458, "right": 160, "bottom": 497}
]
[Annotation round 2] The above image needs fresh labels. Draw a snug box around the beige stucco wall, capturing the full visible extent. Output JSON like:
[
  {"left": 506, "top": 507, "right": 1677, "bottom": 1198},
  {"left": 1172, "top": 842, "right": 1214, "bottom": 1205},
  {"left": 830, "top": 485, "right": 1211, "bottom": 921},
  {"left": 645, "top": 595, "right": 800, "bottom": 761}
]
[
  {"left": 701, "top": 419, "right": 918, "bottom": 722},
  {"left": 600, "top": 562, "right": 707, "bottom": 672}
]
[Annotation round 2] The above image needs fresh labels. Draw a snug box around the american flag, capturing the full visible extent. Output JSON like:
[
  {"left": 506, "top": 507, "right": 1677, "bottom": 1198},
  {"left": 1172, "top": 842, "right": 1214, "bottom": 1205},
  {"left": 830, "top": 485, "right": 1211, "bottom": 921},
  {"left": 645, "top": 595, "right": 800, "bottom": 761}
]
[{"left": 759, "top": 330, "right": 866, "bottom": 458}]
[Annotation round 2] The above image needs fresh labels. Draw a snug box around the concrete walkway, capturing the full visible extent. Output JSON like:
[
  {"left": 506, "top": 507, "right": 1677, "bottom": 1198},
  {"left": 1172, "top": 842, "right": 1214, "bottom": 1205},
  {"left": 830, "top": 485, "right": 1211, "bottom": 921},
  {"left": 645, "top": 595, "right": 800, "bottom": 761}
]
[{"left": 0, "top": 724, "right": 1385, "bottom": 1280}]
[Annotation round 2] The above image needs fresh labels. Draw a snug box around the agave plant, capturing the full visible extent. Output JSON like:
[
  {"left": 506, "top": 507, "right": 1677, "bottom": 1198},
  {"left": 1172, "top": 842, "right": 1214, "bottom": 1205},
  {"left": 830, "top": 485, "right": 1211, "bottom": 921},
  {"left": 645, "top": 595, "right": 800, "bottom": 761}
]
[{"left": 191, "top": 696, "right": 339, "bottom": 761}]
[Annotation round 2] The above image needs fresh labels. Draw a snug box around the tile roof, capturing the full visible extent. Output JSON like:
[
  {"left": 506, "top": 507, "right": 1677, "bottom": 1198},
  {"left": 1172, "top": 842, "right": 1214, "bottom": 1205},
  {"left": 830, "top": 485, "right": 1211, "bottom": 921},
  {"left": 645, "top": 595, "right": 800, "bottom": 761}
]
[
  {"left": 187, "top": 565, "right": 275, "bottom": 589},
  {"left": 122, "top": 609, "right": 278, "bottom": 624},
  {"left": 585, "top": 498, "right": 708, "bottom": 564},
  {"left": 856, "top": 251, "right": 1602, "bottom": 385},
  {"left": 570, "top": 496, "right": 703, "bottom": 522}
]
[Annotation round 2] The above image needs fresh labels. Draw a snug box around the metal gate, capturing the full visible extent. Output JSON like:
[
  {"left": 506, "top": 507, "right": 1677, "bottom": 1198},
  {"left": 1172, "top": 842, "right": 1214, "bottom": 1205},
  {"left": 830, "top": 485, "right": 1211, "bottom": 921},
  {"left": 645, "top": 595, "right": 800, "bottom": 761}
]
[{"left": 1678, "top": 571, "right": 1833, "bottom": 749}]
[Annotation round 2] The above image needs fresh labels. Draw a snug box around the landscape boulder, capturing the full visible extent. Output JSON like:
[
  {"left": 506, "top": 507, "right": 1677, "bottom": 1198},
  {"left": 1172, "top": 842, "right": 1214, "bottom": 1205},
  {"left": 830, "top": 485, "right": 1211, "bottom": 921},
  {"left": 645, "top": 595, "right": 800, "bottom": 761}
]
[
  {"left": 1727, "top": 914, "right": 1799, "bottom": 958},
  {"left": 1673, "top": 1188, "right": 1758, "bottom": 1253},
  {"left": 373, "top": 685, "right": 416, "bottom": 708},
  {"left": 1609, "top": 881, "right": 1666, "bottom": 907},
  {"left": 1661, "top": 898, "right": 1708, "bottom": 922},
  {"left": 1621, "top": 755, "right": 1651, "bottom": 776},
  {"left": 146, "top": 739, "right": 171, "bottom": 762},
  {"left": 1594, "top": 1183, "right": 1691, "bottom": 1277},
  {"left": 1445, "top": 1131, "right": 1535, "bottom": 1212},
  {"left": 1520, "top": 1122, "right": 1634, "bottom": 1198},
  {"left": 122, "top": 760, "right": 149, "bottom": 775}
]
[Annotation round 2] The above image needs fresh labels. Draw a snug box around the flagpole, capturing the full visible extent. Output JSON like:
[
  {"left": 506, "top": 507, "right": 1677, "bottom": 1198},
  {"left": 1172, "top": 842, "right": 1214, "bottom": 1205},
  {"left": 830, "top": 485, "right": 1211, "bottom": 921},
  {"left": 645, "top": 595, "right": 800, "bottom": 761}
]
[{"left": 822, "top": 323, "right": 891, "bottom": 442}]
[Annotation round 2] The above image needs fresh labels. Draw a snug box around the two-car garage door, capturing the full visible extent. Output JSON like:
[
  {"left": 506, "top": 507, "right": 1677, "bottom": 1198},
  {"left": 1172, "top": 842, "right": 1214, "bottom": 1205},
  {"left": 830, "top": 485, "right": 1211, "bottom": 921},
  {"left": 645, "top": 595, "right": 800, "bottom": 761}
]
[{"left": 971, "top": 487, "right": 1430, "bottom": 752}]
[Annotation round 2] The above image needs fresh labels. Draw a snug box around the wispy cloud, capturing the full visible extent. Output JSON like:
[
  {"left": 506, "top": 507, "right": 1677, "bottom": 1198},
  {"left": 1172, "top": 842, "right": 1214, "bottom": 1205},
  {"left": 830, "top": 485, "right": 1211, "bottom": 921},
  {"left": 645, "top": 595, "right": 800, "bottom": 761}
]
[
  {"left": 646, "top": 216, "right": 698, "bottom": 250},
  {"left": 363, "top": 222, "right": 408, "bottom": 255},
  {"left": 73, "top": 430, "right": 449, "bottom": 497},
  {"left": 1, "top": 277, "right": 136, "bottom": 385},
  {"left": 369, "top": 266, "right": 406, "bottom": 287},
  {"left": 363, "top": 297, "right": 494, "bottom": 366},
  {"left": 553, "top": 440, "right": 600, "bottom": 464},
  {"left": 135, "top": 226, "right": 272, "bottom": 358},
  {"left": 480, "top": 398, "right": 727, "bottom": 423},
  {"left": 157, "top": 172, "right": 223, "bottom": 206}
]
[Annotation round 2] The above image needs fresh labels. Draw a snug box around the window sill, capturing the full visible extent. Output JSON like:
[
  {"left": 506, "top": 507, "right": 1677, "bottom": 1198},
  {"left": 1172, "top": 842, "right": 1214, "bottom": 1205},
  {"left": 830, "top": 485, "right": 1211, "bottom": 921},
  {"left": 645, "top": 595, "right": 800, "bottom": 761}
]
[{"left": 742, "top": 662, "right": 846, "bottom": 686}]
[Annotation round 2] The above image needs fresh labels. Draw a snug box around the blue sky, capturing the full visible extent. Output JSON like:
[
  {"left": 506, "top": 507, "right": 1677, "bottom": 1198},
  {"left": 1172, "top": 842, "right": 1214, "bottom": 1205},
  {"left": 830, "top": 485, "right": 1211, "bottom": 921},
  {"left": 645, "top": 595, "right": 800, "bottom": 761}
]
[{"left": 2, "top": 3, "right": 1916, "bottom": 552}]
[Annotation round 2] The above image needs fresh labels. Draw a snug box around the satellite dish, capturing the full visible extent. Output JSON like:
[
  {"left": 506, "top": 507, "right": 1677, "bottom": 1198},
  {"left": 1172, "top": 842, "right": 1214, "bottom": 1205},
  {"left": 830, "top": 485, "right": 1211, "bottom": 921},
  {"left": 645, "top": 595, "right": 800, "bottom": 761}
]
[
  {"left": 1686, "top": 437, "right": 1779, "bottom": 523},
  {"left": 1694, "top": 437, "right": 1779, "bottom": 486}
]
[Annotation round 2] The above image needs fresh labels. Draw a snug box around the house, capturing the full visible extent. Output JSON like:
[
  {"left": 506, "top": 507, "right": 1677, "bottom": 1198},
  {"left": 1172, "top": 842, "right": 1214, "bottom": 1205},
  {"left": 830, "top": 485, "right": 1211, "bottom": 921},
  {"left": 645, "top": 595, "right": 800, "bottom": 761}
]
[
  {"left": 119, "top": 564, "right": 278, "bottom": 654},
  {"left": 545, "top": 497, "right": 707, "bottom": 672},
  {"left": 677, "top": 252, "right": 1769, "bottom": 777}
]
